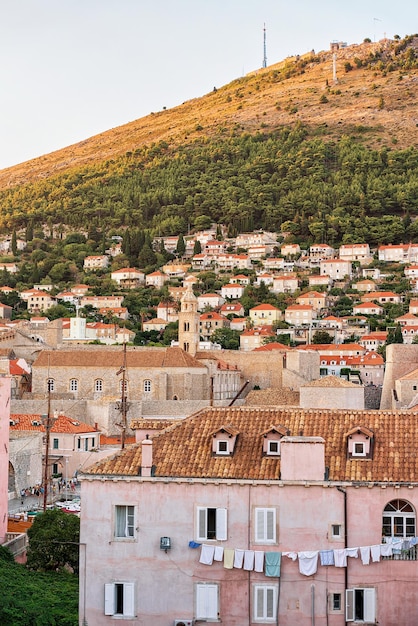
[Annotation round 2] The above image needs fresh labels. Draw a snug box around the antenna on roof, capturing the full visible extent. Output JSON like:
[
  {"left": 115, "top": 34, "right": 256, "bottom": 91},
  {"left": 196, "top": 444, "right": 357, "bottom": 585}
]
[{"left": 262, "top": 23, "right": 267, "bottom": 68}]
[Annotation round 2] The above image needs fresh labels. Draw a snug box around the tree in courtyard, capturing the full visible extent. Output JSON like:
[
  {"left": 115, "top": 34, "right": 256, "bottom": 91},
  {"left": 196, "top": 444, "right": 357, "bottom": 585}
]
[{"left": 26, "top": 509, "right": 80, "bottom": 573}]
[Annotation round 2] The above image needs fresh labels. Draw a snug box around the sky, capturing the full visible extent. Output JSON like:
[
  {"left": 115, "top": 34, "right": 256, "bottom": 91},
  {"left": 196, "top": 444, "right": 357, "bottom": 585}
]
[{"left": 0, "top": 0, "right": 416, "bottom": 170}]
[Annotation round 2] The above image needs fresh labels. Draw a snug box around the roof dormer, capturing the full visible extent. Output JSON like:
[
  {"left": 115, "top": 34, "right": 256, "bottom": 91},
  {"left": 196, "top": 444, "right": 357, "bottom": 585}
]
[
  {"left": 345, "top": 426, "right": 374, "bottom": 459},
  {"left": 211, "top": 424, "right": 239, "bottom": 457},
  {"left": 261, "top": 424, "right": 289, "bottom": 456}
]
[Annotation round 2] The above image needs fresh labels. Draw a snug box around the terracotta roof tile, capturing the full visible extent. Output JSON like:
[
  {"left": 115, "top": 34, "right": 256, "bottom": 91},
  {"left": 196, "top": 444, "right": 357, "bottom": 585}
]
[
  {"left": 10, "top": 413, "right": 98, "bottom": 434},
  {"left": 83, "top": 407, "right": 418, "bottom": 483},
  {"left": 33, "top": 347, "right": 205, "bottom": 369}
]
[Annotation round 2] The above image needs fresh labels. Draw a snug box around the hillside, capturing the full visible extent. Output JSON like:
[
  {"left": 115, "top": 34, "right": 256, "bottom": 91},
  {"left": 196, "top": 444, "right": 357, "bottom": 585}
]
[
  {"left": 0, "top": 36, "right": 417, "bottom": 245},
  {"left": 1, "top": 36, "right": 418, "bottom": 189}
]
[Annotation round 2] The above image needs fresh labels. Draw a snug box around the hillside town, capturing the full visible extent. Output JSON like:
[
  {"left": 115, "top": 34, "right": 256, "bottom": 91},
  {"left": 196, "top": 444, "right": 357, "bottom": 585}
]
[{"left": 1, "top": 224, "right": 418, "bottom": 623}]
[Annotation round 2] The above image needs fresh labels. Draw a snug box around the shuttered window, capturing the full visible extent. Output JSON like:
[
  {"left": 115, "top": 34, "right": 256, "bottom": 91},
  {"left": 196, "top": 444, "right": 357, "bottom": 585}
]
[
  {"left": 255, "top": 508, "right": 276, "bottom": 543},
  {"left": 346, "top": 588, "right": 376, "bottom": 622},
  {"left": 195, "top": 583, "right": 219, "bottom": 620},
  {"left": 197, "top": 507, "right": 227, "bottom": 541},
  {"left": 104, "top": 582, "right": 135, "bottom": 616},
  {"left": 254, "top": 585, "right": 277, "bottom": 622}
]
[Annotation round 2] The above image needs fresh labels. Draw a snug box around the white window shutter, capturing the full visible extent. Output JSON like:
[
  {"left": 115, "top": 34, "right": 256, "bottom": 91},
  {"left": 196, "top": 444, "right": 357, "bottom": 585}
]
[
  {"left": 123, "top": 583, "right": 135, "bottom": 617},
  {"left": 266, "top": 587, "right": 275, "bottom": 618},
  {"left": 255, "top": 587, "right": 264, "bottom": 618},
  {"left": 216, "top": 508, "right": 227, "bottom": 540},
  {"left": 197, "top": 507, "right": 207, "bottom": 540},
  {"left": 104, "top": 583, "right": 115, "bottom": 615},
  {"left": 266, "top": 509, "right": 276, "bottom": 542},
  {"left": 345, "top": 589, "right": 355, "bottom": 622},
  {"left": 255, "top": 509, "right": 265, "bottom": 542},
  {"left": 363, "top": 588, "right": 376, "bottom": 622},
  {"left": 196, "top": 583, "right": 219, "bottom": 620}
]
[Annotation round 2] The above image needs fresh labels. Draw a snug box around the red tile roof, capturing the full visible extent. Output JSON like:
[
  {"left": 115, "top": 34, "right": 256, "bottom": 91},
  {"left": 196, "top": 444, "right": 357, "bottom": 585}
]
[
  {"left": 83, "top": 406, "right": 418, "bottom": 483},
  {"left": 10, "top": 414, "right": 98, "bottom": 434}
]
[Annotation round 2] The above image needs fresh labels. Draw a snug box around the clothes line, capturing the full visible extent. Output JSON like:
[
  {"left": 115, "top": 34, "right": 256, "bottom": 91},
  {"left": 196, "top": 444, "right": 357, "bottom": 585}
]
[{"left": 192, "top": 536, "right": 418, "bottom": 578}]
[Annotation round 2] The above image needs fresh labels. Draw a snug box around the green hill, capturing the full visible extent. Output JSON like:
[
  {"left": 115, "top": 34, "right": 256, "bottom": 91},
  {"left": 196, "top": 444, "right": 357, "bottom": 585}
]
[{"left": 0, "top": 35, "right": 418, "bottom": 246}]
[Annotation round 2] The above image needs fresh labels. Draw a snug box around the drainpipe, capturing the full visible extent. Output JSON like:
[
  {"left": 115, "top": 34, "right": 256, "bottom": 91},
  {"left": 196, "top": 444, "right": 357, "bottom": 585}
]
[
  {"left": 337, "top": 486, "right": 348, "bottom": 625},
  {"left": 311, "top": 583, "right": 315, "bottom": 626}
]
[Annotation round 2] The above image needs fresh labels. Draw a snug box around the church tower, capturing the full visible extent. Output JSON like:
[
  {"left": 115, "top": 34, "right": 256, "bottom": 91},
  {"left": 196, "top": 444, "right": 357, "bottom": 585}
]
[{"left": 178, "top": 283, "right": 200, "bottom": 356}]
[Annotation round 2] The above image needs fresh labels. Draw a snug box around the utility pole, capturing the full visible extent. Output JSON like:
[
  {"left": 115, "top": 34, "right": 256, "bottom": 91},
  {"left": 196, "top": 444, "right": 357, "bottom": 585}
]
[
  {"left": 116, "top": 343, "right": 128, "bottom": 449},
  {"left": 42, "top": 380, "right": 56, "bottom": 511}
]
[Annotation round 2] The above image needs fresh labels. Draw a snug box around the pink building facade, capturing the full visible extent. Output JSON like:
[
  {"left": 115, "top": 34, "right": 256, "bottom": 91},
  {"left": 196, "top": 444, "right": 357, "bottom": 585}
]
[
  {"left": 79, "top": 407, "right": 418, "bottom": 625},
  {"left": 0, "top": 377, "right": 11, "bottom": 545}
]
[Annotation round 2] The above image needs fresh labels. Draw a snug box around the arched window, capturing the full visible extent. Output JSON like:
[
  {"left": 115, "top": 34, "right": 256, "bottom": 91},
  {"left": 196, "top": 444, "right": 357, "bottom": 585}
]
[
  {"left": 69, "top": 379, "right": 78, "bottom": 392},
  {"left": 382, "top": 499, "right": 416, "bottom": 538},
  {"left": 143, "top": 379, "right": 151, "bottom": 393},
  {"left": 94, "top": 379, "right": 103, "bottom": 393},
  {"left": 47, "top": 378, "right": 55, "bottom": 392},
  {"left": 119, "top": 379, "right": 128, "bottom": 394}
]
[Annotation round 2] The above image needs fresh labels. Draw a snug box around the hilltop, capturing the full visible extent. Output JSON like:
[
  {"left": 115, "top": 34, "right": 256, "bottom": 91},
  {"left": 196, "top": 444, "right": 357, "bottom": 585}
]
[{"left": 1, "top": 35, "right": 418, "bottom": 190}]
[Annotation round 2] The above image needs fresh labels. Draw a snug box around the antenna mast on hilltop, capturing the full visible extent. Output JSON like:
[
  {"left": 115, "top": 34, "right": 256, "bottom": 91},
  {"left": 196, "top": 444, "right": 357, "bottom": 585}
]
[{"left": 262, "top": 23, "right": 267, "bottom": 68}]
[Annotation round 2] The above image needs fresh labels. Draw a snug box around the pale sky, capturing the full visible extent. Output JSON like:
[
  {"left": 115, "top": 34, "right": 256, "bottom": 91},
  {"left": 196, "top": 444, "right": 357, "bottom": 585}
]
[{"left": 0, "top": 0, "right": 415, "bottom": 170}]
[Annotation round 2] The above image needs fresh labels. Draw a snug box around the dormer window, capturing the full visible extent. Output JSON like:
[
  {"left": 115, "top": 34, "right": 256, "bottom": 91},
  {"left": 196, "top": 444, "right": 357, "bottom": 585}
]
[
  {"left": 217, "top": 440, "right": 229, "bottom": 455},
  {"left": 261, "top": 424, "right": 288, "bottom": 457},
  {"left": 211, "top": 424, "right": 239, "bottom": 456},
  {"left": 346, "top": 426, "right": 374, "bottom": 460},
  {"left": 352, "top": 442, "right": 366, "bottom": 457},
  {"left": 267, "top": 440, "right": 280, "bottom": 455}
]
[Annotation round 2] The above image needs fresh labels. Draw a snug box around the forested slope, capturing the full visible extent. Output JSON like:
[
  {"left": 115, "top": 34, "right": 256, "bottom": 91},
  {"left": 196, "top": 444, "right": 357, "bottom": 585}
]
[{"left": 0, "top": 35, "right": 418, "bottom": 247}]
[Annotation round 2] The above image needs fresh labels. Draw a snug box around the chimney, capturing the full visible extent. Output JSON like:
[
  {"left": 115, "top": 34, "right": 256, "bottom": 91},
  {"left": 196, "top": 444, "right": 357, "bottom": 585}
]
[
  {"left": 141, "top": 435, "right": 153, "bottom": 477},
  {"left": 280, "top": 436, "right": 325, "bottom": 481}
]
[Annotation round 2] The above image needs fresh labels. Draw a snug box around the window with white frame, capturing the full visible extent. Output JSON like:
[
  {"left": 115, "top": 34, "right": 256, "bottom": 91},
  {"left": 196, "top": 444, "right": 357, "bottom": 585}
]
[
  {"left": 254, "top": 584, "right": 277, "bottom": 622},
  {"left": 216, "top": 440, "right": 229, "bottom": 455},
  {"left": 104, "top": 582, "right": 135, "bottom": 617},
  {"left": 267, "top": 440, "right": 280, "bottom": 455},
  {"left": 114, "top": 505, "right": 135, "bottom": 539},
  {"left": 197, "top": 507, "right": 227, "bottom": 541},
  {"left": 331, "top": 592, "right": 342, "bottom": 612},
  {"left": 69, "top": 378, "right": 78, "bottom": 392},
  {"left": 119, "top": 379, "right": 128, "bottom": 394},
  {"left": 143, "top": 379, "right": 151, "bottom": 393},
  {"left": 195, "top": 583, "right": 219, "bottom": 621},
  {"left": 331, "top": 523, "right": 342, "bottom": 539},
  {"left": 352, "top": 441, "right": 366, "bottom": 456},
  {"left": 382, "top": 499, "right": 416, "bottom": 538},
  {"left": 346, "top": 588, "right": 376, "bottom": 623},
  {"left": 94, "top": 379, "right": 103, "bottom": 393},
  {"left": 47, "top": 378, "right": 55, "bottom": 392},
  {"left": 255, "top": 507, "right": 276, "bottom": 543}
]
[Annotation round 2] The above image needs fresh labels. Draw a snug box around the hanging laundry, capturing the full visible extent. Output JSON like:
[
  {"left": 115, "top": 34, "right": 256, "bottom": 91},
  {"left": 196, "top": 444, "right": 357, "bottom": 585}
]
[
  {"left": 319, "top": 550, "right": 335, "bottom": 566},
  {"left": 223, "top": 548, "right": 235, "bottom": 569},
  {"left": 359, "top": 546, "right": 370, "bottom": 565},
  {"left": 370, "top": 545, "right": 381, "bottom": 562},
  {"left": 380, "top": 543, "right": 393, "bottom": 557},
  {"left": 234, "top": 549, "right": 244, "bottom": 569},
  {"left": 243, "top": 550, "right": 255, "bottom": 571},
  {"left": 199, "top": 544, "right": 215, "bottom": 566},
  {"left": 345, "top": 547, "right": 359, "bottom": 559},
  {"left": 282, "top": 551, "right": 298, "bottom": 561},
  {"left": 254, "top": 551, "right": 264, "bottom": 573},
  {"left": 189, "top": 541, "right": 201, "bottom": 549},
  {"left": 214, "top": 546, "right": 224, "bottom": 561},
  {"left": 333, "top": 549, "right": 347, "bottom": 567},
  {"left": 298, "top": 551, "right": 319, "bottom": 576},
  {"left": 265, "top": 552, "right": 281, "bottom": 577}
]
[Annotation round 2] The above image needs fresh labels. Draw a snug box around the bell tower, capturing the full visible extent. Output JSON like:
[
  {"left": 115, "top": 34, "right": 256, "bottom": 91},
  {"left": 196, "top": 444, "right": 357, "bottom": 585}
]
[{"left": 178, "top": 284, "right": 200, "bottom": 356}]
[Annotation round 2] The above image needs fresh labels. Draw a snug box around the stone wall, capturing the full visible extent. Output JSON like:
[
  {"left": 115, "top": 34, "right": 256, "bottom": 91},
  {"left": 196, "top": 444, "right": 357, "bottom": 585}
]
[
  {"left": 300, "top": 386, "right": 364, "bottom": 410},
  {"left": 380, "top": 344, "right": 418, "bottom": 409},
  {"left": 197, "top": 350, "right": 285, "bottom": 388},
  {"left": 9, "top": 433, "right": 43, "bottom": 496}
]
